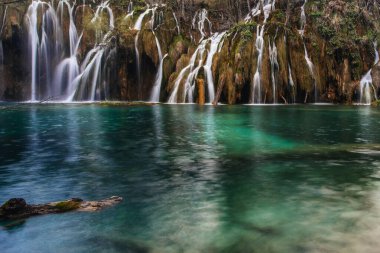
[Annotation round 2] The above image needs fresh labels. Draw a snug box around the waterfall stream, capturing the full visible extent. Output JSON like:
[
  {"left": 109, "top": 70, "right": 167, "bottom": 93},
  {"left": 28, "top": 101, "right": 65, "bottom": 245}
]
[
  {"left": 150, "top": 33, "right": 167, "bottom": 103},
  {"left": 168, "top": 33, "right": 225, "bottom": 104},
  {"left": 192, "top": 9, "right": 212, "bottom": 42},
  {"left": 204, "top": 32, "right": 226, "bottom": 103},
  {"left": 134, "top": 8, "right": 153, "bottom": 100},
  {"left": 269, "top": 39, "right": 279, "bottom": 104},
  {"left": 360, "top": 42, "right": 379, "bottom": 104},
  {"left": 67, "top": 0, "right": 115, "bottom": 101},
  {"left": 299, "top": 0, "right": 317, "bottom": 102},
  {"left": 251, "top": 0, "right": 275, "bottom": 104}
]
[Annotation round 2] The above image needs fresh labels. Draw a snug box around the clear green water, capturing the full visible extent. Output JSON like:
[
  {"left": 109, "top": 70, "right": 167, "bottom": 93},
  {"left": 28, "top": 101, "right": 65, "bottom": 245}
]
[{"left": 1, "top": 104, "right": 380, "bottom": 253}]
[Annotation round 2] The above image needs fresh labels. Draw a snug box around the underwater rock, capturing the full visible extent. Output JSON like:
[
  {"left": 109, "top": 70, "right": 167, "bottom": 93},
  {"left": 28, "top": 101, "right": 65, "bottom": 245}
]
[{"left": 0, "top": 196, "right": 123, "bottom": 220}]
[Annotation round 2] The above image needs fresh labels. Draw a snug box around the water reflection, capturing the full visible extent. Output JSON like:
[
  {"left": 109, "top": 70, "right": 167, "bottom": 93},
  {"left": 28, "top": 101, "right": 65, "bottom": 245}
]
[{"left": 0, "top": 104, "right": 380, "bottom": 252}]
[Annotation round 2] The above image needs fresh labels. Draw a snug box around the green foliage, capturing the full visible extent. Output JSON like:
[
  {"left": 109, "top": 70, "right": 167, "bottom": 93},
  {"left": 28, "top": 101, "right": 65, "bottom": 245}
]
[
  {"left": 309, "top": 11, "right": 323, "bottom": 19},
  {"left": 229, "top": 21, "right": 257, "bottom": 35}
]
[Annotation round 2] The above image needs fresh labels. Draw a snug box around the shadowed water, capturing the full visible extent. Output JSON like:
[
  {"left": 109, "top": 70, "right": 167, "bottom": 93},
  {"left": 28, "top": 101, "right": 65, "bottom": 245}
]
[{"left": 1, "top": 104, "right": 380, "bottom": 252}]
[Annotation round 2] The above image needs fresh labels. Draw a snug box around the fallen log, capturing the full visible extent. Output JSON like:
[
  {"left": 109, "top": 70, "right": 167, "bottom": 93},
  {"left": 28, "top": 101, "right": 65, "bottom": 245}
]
[{"left": 0, "top": 196, "right": 123, "bottom": 220}]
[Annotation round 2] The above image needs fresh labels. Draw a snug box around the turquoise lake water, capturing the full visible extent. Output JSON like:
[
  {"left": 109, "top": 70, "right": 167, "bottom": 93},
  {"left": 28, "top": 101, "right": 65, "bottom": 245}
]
[{"left": 1, "top": 104, "right": 380, "bottom": 252}]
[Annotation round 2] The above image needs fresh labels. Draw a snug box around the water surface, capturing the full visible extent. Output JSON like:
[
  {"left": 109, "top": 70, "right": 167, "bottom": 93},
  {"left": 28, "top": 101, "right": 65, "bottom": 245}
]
[{"left": 1, "top": 104, "right": 380, "bottom": 253}]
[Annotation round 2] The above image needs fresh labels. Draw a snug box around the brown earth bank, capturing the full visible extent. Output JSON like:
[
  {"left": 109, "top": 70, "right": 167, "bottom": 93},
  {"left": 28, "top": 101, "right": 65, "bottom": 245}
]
[{"left": 0, "top": 0, "right": 379, "bottom": 104}]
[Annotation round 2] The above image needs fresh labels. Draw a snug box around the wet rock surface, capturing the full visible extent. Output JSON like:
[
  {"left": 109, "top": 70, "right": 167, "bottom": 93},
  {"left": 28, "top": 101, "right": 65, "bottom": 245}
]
[{"left": 0, "top": 196, "right": 123, "bottom": 220}]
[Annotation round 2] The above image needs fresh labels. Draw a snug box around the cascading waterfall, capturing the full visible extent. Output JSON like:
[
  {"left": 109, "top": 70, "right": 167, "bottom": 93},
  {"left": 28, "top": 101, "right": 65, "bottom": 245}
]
[
  {"left": 300, "top": 0, "right": 307, "bottom": 36},
  {"left": 150, "top": 35, "right": 167, "bottom": 102},
  {"left": 168, "top": 40, "right": 208, "bottom": 103},
  {"left": 168, "top": 33, "right": 225, "bottom": 104},
  {"left": 288, "top": 66, "right": 296, "bottom": 103},
  {"left": 269, "top": 38, "right": 279, "bottom": 104},
  {"left": 53, "top": 0, "right": 81, "bottom": 99},
  {"left": 204, "top": 32, "right": 226, "bottom": 103},
  {"left": 134, "top": 7, "right": 153, "bottom": 100},
  {"left": 251, "top": 0, "right": 275, "bottom": 104},
  {"left": 360, "top": 42, "right": 379, "bottom": 105},
  {"left": 173, "top": 11, "right": 180, "bottom": 35},
  {"left": 299, "top": 0, "right": 317, "bottom": 102},
  {"left": 132, "top": 6, "right": 166, "bottom": 102},
  {"left": 192, "top": 9, "right": 212, "bottom": 42},
  {"left": 149, "top": 7, "right": 166, "bottom": 103},
  {"left": 67, "top": 0, "right": 115, "bottom": 101},
  {"left": 25, "top": 0, "right": 83, "bottom": 101},
  {"left": 28, "top": 1, "right": 61, "bottom": 100},
  {"left": 304, "top": 44, "right": 316, "bottom": 98}
]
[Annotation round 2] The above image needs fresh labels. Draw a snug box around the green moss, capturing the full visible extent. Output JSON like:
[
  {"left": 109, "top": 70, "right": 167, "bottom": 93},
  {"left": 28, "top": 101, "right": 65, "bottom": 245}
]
[
  {"left": 54, "top": 201, "right": 81, "bottom": 212},
  {"left": 229, "top": 21, "right": 257, "bottom": 35}
]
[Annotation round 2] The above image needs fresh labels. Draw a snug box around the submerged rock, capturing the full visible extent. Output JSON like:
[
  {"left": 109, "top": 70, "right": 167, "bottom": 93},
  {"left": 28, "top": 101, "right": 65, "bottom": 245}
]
[{"left": 0, "top": 196, "right": 123, "bottom": 220}]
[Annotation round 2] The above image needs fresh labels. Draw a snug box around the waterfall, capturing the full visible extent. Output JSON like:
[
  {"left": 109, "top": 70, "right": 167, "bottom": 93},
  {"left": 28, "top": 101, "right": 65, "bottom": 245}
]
[
  {"left": 92, "top": 0, "right": 115, "bottom": 42},
  {"left": 182, "top": 41, "right": 208, "bottom": 103},
  {"left": 25, "top": 1, "right": 64, "bottom": 101},
  {"left": 168, "top": 41, "right": 207, "bottom": 103},
  {"left": 150, "top": 32, "right": 167, "bottom": 103},
  {"left": 173, "top": 12, "right": 180, "bottom": 35},
  {"left": 168, "top": 33, "right": 225, "bottom": 104},
  {"left": 299, "top": 0, "right": 317, "bottom": 102},
  {"left": 289, "top": 66, "right": 296, "bottom": 103},
  {"left": 252, "top": 25, "right": 264, "bottom": 104},
  {"left": 25, "top": 1, "right": 45, "bottom": 101},
  {"left": 360, "top": 42, "right": 379, "bottom": 105},
  {"left": 24, "top": 0, "right": 86, "bottom": 101},
  {"left": 53, "top": 0, "right": 80, "bottom": 99},
  {"left": 127, "top": 1, "right": 133, "bottom": 13},
  {"left": 300, "top": 0, "right": 308, "bottom": 36},
  {"left": 304, "top": 44, "right": 316, "bottom": 100},
  {"left": 67, "top": 1, "right": 116, "bottom": 101},
  {"left": 192, "top": 9, "right": 212, "bottom": 42},
  {"left": 250, "top": 0, "right": 275, "bottom": 104},
  {"left": 134, "top": 8, "right": 153, "bottom": 100},
  {"left": 204, "top": 32, "right": 226, "bottom": 103},
  {"left": 269, "top": 39, "right": 279, "bottom": 104}
]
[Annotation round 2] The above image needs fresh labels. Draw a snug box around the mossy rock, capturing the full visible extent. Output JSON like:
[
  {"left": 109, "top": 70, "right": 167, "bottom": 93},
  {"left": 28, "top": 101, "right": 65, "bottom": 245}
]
[{"left": 53, "top": 199, "right": 82, "bottom": 212}]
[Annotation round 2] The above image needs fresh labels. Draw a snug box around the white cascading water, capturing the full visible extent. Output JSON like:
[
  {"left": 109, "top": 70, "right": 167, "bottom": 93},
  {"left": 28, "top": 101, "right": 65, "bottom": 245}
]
[
  {"left": 25, "top": 1, "right": 50, "bottom": 101},
  {"left": 269, "top": 39, "right": 279, "bottom": 103},
  {"left": 168, "top": 41, "right": 207, "bottom": 103},
  {"left": 182, "top": 41, "right": 208, "bottom": 103},
  {"left": 132, "top": 6, "right": 166, "bottom": 102},
  {"left": 300, "top": 0, "right": 307, "bottom": 36},
  {"left": 360, "top": 42, "right": 379, "bottom": 105},
  {"left": 67, "top": 0, "right": 115, "bottom": 101},
  {"left": 53, "top": 0, "right": 81, "bottom": 99},
  {"left": 168, "top": 33, "right": 225, "bottom": 104},
  {"left": 134, "top": 7, "right": 153, "bottom": 100},
  {"left": 251, "top": 0, "right": 275, "bottom": 104},
  {"left": 299, "top": 0, "right": 317, "bottom": 102},
  {"left": 173, "top": 11, "right": 180, "bottom": 35},
  {"left": 192, "top": 9, "right": 212, "bottom": 42},
  {"left": 204, "top": 32, "right": 226, "bottom": 103},
  {"left": 25, "top": 0, "right": 71, "bottom": 102},
  {"left": 288, "top": 66, "right": 296, "bottom": 103},
  {"left": 149, "top": 33, "right": 167, "bottom": 102}
]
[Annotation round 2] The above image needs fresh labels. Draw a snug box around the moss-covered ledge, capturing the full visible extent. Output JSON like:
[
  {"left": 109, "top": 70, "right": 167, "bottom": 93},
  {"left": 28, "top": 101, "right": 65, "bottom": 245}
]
[{"left": 0, "top": 196, "right": 123, "bottom": 220}]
